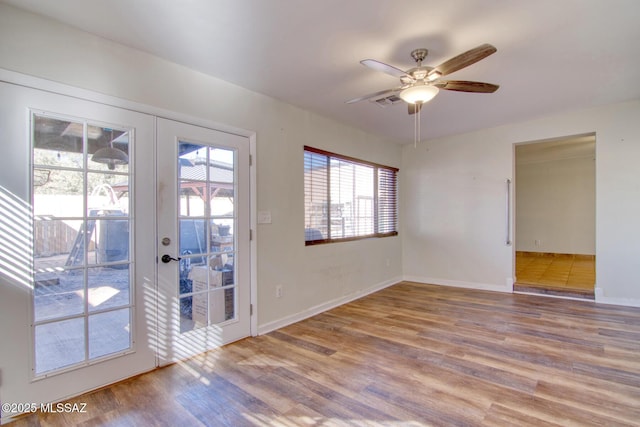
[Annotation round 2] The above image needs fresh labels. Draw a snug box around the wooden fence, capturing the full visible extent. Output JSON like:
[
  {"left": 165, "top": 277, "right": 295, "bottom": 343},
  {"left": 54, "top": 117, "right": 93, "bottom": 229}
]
[{"left": 33, "top": 220, "right": 93, "bottom": 257}]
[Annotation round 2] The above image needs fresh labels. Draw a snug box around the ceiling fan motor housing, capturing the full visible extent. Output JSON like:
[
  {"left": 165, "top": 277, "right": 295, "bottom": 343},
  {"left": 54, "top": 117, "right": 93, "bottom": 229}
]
[
  {"left": 410, "top": 48, "right": 429, "bottom": 63},
  {"left": 405, "top": 49, "right": 433, "bottom": 82}
]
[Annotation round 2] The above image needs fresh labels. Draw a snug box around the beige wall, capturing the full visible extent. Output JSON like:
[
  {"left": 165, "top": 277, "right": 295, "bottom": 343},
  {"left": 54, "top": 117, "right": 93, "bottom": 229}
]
[
  {"left": 402, "top": 99, "right": 640, "bottom": 305},
  {"left": 0, "top": 3, "right": 403, "bottom": 333},
  {"left": 516, "top": 153, "right": 595, "bottom": 255}
]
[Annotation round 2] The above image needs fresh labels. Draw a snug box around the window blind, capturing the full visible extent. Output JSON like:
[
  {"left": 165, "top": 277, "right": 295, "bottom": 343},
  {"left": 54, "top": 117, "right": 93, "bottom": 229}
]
[{"left": 304, "top": 146, "right": 398, "bottom": 245}]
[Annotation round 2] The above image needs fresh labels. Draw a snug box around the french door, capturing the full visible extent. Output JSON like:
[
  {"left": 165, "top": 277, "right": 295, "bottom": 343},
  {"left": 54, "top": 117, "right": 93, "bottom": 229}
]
[
  {"left": 0, "top": 81, "right": 157, "bottom": 413},
  {"left": 0, "top": 81, "right": 252, "bottom": 419},
  {"left": 156, "top": 118, "right": 251, "bottom": 364}
]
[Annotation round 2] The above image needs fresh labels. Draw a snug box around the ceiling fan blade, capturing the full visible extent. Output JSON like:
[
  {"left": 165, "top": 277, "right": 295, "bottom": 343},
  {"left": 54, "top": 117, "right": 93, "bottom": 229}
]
[
  {"left": 345, "top": 87, "right": 402, "bottom": 104},
  {"left": 361, "top": 59, "right": 412, "bottom": 79},
  {"left": 408, "top": 103, "right": 423, "bottom": 115},
  {"left": 430, "top": 44, "right": 497, "bottom": 78},
  {"left": 435, "top": 80, "right": 499, "bottom": 93}
]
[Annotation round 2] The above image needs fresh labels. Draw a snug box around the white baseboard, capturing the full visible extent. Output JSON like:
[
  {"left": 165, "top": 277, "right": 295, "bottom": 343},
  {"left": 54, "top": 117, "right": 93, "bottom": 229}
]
[
  {"left": 257, "top": 276, "right": 402, "bottom": 335},
  {"left": 595, "top": 287, "right": 640, "bottom": 307},
  {"left": 402, "top": 275, "right": 512, "bottom": 293}
]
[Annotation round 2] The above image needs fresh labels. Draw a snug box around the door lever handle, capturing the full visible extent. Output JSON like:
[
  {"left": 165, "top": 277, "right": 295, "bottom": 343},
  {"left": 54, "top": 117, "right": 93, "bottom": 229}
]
[{"left": 161, "top": 254, "right": 181, "bottom": 263}]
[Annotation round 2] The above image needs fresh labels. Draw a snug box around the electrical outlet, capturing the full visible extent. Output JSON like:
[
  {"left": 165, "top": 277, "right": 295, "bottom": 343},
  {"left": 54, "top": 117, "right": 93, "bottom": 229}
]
[
  {"left": 534, "top": 239, "right": 541, "bottom": 247},
  {"left": 276, "top": 285, "right": 283, "bottom": 298}
]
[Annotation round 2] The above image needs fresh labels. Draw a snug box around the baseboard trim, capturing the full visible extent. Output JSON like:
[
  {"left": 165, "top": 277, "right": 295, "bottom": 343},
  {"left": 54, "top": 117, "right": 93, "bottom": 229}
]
[
  {"left": 595, "top": 287, "right": 640, "bottom": 307},
  {"left": 402, "top": 276, "right": 512, "bottom": 293},
  {"left": 257, "top": 276, "right": 403, "bottom": 335}
]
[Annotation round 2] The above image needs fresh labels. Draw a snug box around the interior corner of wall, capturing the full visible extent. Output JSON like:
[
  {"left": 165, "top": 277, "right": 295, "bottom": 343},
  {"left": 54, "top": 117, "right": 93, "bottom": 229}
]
[
  {"left": 594, "top": 286, "right": 604, "bottom": 299},
  {"left": 506, "top": 277, "right": 514, "bottom": 292}
]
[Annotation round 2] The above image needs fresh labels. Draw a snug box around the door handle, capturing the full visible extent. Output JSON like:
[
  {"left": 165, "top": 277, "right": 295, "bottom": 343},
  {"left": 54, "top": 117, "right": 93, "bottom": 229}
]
[
  {"left": 161, "top": 254, "right": 181, "bottom": 263},
  {"left": 505, "top": 178, "right": 512, "bottom": 246}
]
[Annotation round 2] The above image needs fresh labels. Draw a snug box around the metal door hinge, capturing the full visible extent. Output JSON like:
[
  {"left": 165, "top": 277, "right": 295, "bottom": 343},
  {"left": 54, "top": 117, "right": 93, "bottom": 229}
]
[
  {"left": 250, "top": 229, "right": 253, "bottom": 240},
  {"left": 249, "top": 154, "right": 252, "bottom": 166},
  {"left": 250, "top": 304, "right": 253, "bottom": 316}
]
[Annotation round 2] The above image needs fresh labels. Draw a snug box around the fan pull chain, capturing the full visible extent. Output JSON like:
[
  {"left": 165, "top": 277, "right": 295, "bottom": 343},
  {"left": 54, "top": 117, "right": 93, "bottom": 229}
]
[
  {"left": 413, "top": 104, "right": 420, "bottom": 148},
  {"left": 414, "top": 101, "right": 423, "bottom": 148},
  {"left": 417, "top": 103, "right": 421, "bottom": 147}
]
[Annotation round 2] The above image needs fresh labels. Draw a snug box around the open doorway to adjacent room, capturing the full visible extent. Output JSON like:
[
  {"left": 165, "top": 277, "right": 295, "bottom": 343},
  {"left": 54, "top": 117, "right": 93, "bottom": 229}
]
[{"left": 514, "top": 134, "right": 596, "bottom": 299}]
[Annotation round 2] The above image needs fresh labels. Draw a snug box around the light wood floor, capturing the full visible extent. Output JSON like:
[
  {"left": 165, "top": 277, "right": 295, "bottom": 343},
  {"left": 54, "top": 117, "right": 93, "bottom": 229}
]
[
  {"left": 515, "top": 252, "right": 595, "bottom": 299},
  {"left": 11, "top": 282, "right": 640, "bottom": 426}
]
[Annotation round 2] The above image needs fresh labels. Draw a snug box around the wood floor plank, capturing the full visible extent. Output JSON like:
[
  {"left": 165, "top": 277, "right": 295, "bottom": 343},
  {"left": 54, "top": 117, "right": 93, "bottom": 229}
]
[
  {"left": 482, "top": 403, "right": 566, "bottom": 427},
  {"left": 268, "top": 330, "right": 337, "bottom": 356},
  {"left": 175, "top": 375, "right": 280, "bottom": 427},
  {"left": 9, "top": 282, "right": 640, "bottom": 426},
  {"left": 493, "top": 392, "right": 637, "bottom": 427},
  {"left": 534, "top": 380, "right": 640, "bottom": 425}
]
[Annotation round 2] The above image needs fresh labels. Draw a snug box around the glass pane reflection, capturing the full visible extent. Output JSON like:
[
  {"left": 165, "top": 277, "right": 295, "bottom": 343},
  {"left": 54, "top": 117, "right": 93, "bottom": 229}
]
[
  {"left": 33, "top": 270, "right": 84, "bottom": 322},
  {"left": 33, "top": 169, "right": 84, "bottom": 217},
  {"left": 211, "top": 219, "right": 233, "bottom": 254},
  {"left": 35, "top": 318, "right": 85, "bottom": 375},
  {"left": 89, "top": 309, "right": 131, "bottom": 359},
  {"left": 179, "top": 295, "right": 195, "bottom": 333},
  {"left": 179, "top": 219, "right": 207, "bottom": 258},
  {"left": 88, "top": 126, "right": 129, "bottom": 172},
  {"left": 87, "top": 266, "right": 130, "bottom": 312},
  {"left": 88, "top": 219, "right": 130, "bottom": 265},
  {"left": 33, "top": 116, "right": 84, "bottom": 169}
]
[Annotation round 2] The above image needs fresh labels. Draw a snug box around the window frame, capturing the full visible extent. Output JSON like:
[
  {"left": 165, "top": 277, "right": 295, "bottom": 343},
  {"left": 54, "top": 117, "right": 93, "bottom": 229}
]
[{"left": 304, "top": 146, "right": 398, "bottom": 246}]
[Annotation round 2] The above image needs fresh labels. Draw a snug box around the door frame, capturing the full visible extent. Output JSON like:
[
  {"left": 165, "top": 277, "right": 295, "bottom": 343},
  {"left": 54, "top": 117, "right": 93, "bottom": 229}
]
[
  {"left": 0, "top": 68, "right": 258, "bottom": 421},
  {"left": 512, "top": 133, "right": 596, "bottom": 297}
]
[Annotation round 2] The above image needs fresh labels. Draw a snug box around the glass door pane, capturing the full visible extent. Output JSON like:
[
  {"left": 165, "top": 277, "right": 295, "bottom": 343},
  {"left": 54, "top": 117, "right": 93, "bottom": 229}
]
[
  {"left": 177, "top": 142, "right": 237, "bottom": 333},
  {"left": 32, "top": 113, "right": 133, "bottom": 375}
]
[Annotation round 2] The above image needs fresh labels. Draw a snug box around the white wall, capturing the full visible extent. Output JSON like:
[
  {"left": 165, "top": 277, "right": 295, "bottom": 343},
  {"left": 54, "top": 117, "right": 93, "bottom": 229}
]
[
  {"left": 402, "top": 99, "right": 640, "bottom": 305},
  {"left": 402, "top": 129, "right": 514, "bottom": 292},
  {"left": 516, "top": 155, "right": 595, "bottom": 255},
  {"left": 0, "top": 4, "right": 403, "bottom": 333}
]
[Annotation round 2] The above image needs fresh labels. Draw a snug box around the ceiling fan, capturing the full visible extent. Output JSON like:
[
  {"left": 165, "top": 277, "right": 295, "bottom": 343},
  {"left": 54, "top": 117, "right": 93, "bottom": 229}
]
[{"left": 346, "top": 43, "right": 499, "bottom": 114}]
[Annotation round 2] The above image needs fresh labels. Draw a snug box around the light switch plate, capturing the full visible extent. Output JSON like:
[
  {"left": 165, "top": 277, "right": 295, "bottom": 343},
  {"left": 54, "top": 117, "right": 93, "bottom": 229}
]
[{"left": 257, "top": 210, "right": 272, "bottom": 224}]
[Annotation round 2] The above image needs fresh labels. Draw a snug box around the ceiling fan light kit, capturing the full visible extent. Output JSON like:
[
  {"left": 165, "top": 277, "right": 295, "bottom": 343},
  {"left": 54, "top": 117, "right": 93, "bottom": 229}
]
[
  {"left": 399, "top": 84, "right": 439, "bottom": 104},
  {"left": 347, "top": 43, "right": 499, "bottom": 146}
]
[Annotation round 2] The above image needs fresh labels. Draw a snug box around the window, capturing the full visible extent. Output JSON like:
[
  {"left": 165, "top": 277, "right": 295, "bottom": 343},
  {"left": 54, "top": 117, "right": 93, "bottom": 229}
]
[{"left": 304, "top": 146, "right": 398, "bottom": 245}]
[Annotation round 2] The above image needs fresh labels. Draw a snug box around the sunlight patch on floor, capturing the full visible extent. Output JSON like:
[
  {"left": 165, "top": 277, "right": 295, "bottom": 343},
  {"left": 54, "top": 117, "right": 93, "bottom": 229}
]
[{"left": 76, "top": 285, "right": 120, "bottom": 307}]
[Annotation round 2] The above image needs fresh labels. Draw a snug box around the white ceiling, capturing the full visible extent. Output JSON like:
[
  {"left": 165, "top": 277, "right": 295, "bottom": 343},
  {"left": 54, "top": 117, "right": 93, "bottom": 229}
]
[{"left": 4, "top": 0, "right": 640, "bottom": 144}]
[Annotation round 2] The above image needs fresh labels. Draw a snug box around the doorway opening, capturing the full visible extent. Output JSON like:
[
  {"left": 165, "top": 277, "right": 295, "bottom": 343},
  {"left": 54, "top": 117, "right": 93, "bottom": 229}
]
[{"left": 513, "top": 134, "right": 596, "bottom": 299}]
